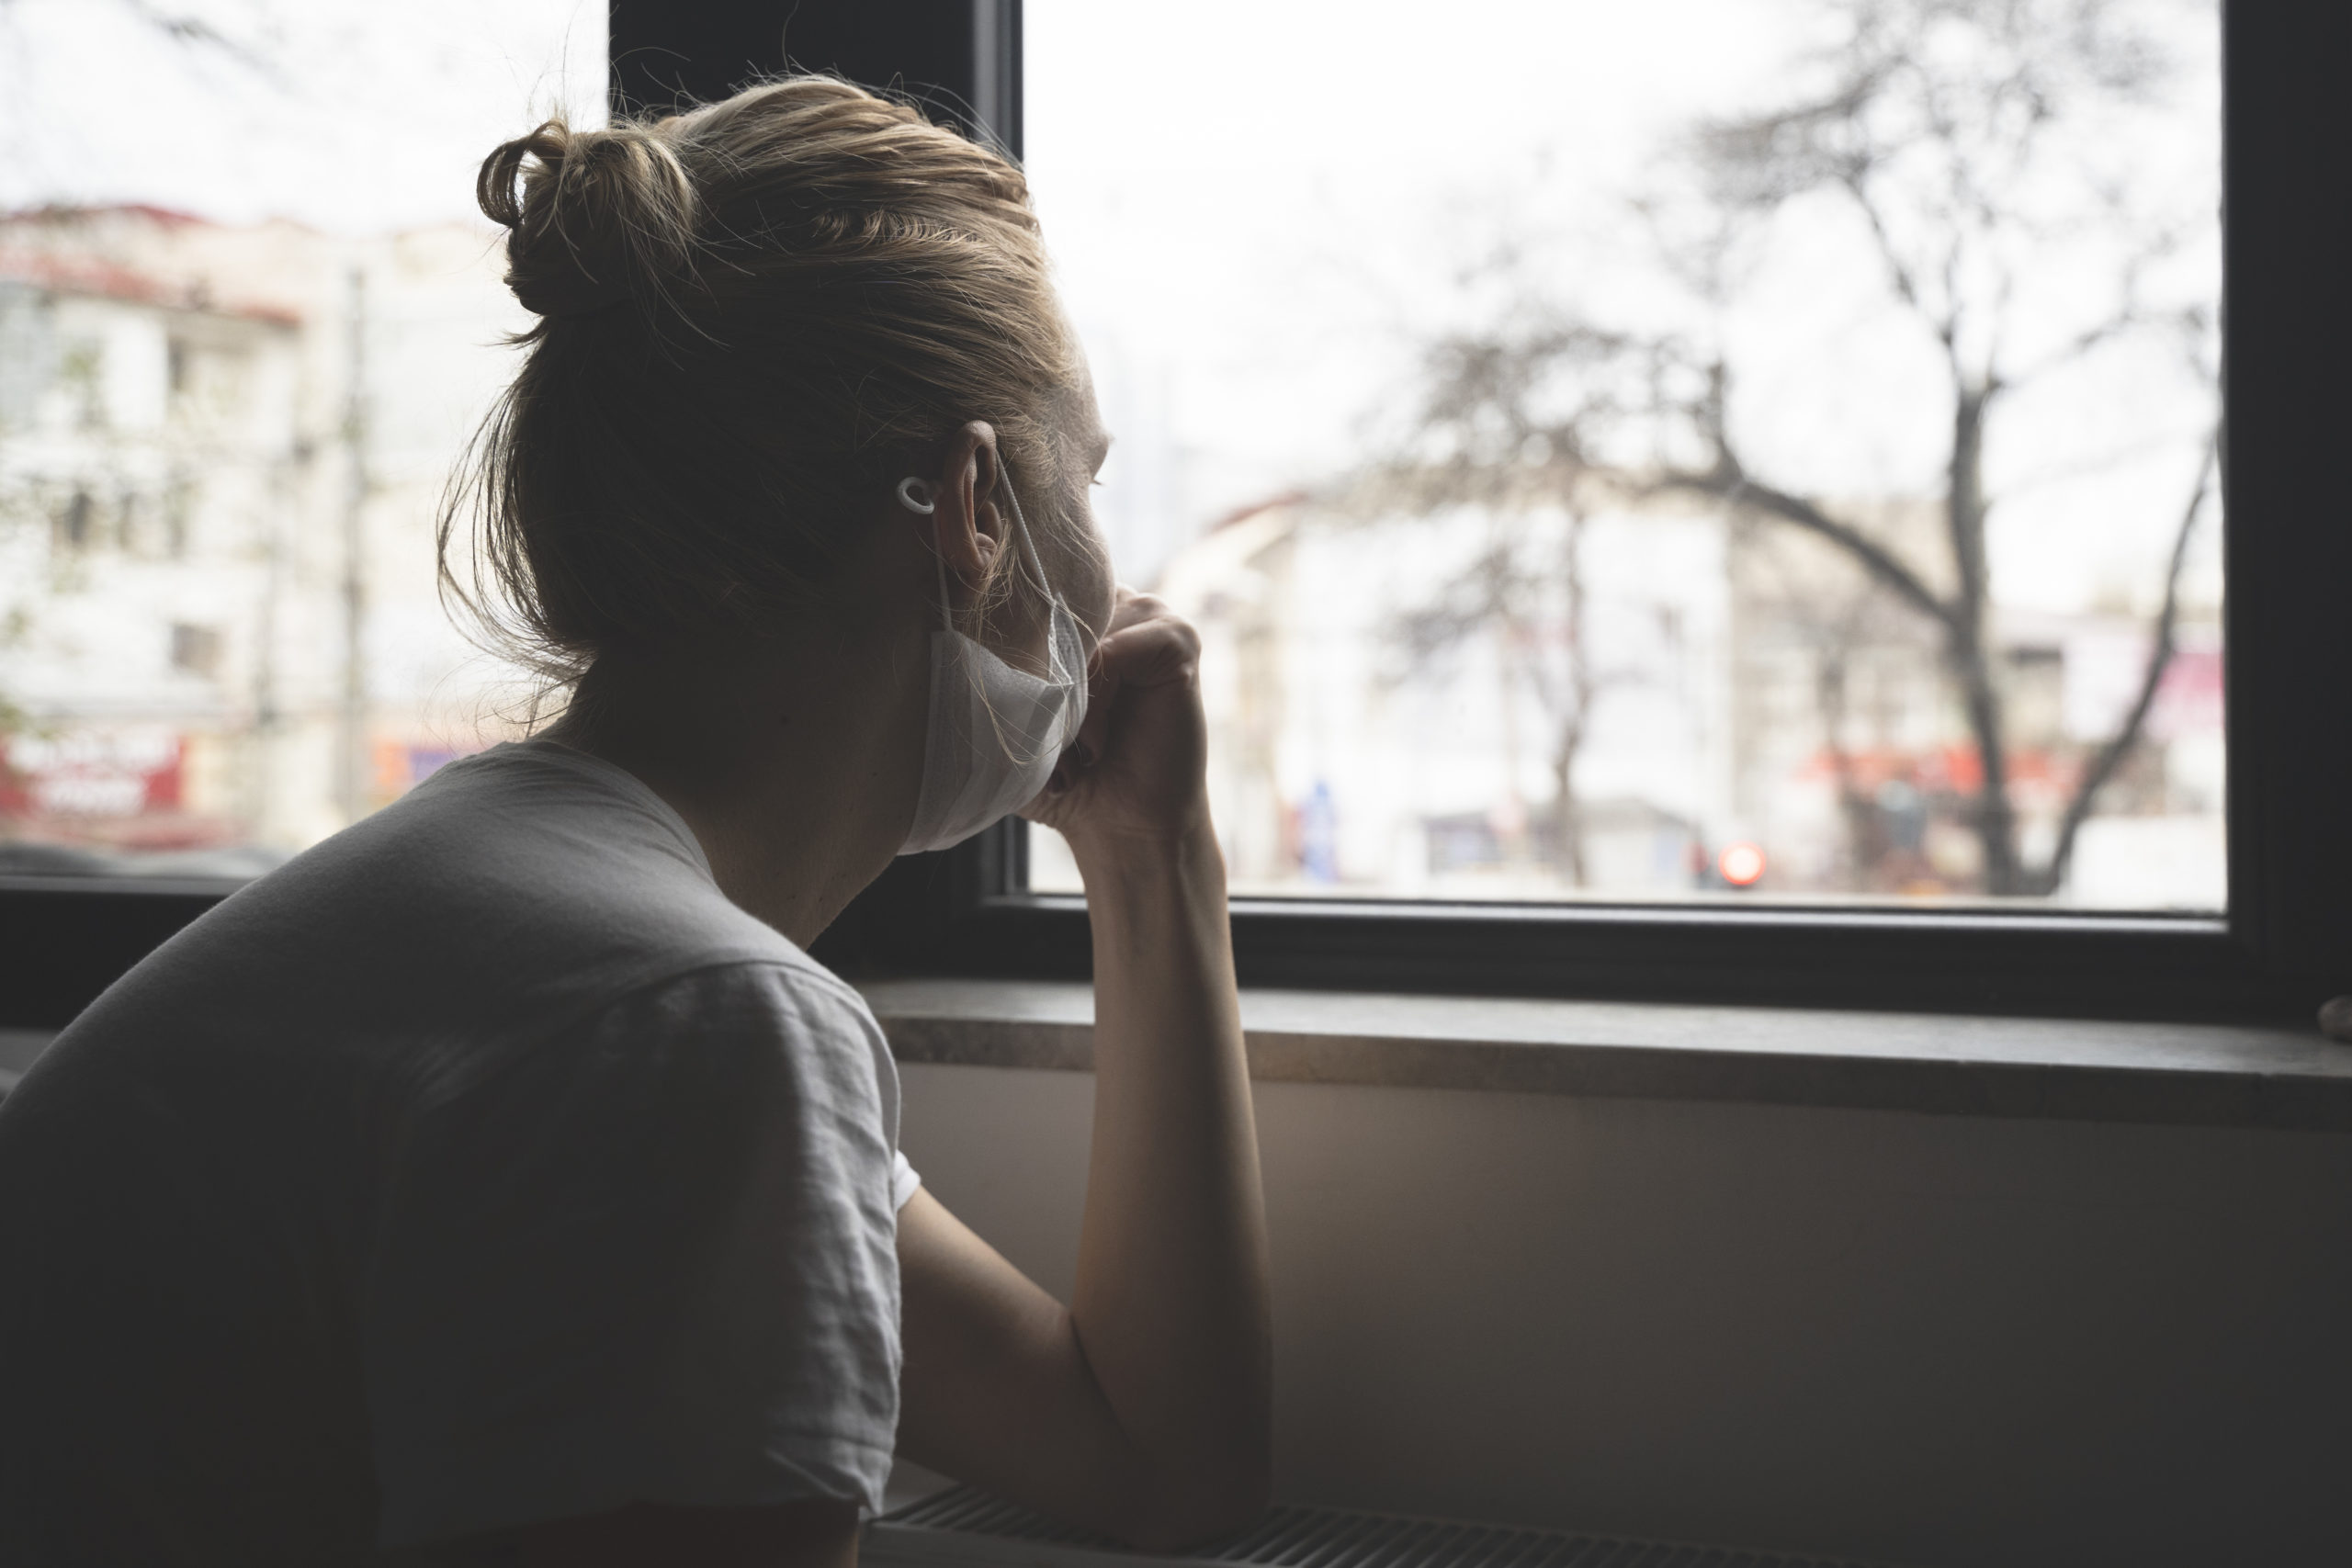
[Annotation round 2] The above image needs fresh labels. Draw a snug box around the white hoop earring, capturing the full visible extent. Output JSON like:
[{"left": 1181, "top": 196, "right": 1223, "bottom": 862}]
[{"left": 896, "top": 477, "right": 937, "bottom": 515}]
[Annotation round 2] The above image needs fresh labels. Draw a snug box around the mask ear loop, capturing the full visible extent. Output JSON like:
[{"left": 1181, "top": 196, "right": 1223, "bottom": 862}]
[
  {"left": 902, "top": 460, "right": 1077, "bottom": 730},
  {"left": 899, "top": 464, "right": 1056, "bottom": 766},
  {"left": 996, "top": 476, "right": 1082, "bottom": 682},
  {"left": 897, "top": 477, "right": 956, "bottom": 636},
  {"left": 997, "top": 479, "right": 1055, "bottom": 604},
  {"left": 994, "top": 470, "right": 1087, "bottom": 758},
  {"left": 901, "top": 465, "right": 1050, "bottom": 607},
  {"left": 931, "top": 539, "right": 955, "bottom": 636}
]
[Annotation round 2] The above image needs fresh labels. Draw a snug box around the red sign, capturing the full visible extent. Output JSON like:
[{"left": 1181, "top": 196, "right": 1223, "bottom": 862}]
[
  {"left": 0, "top": 728, "right": 223, "bottom": 850},
  {"left": 0, "top": 728, "right": 182, "bottom": 817}
]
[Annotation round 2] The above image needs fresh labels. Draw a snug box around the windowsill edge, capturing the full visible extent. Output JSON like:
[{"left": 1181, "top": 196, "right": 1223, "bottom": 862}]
[{"left": 861, "top": 977, "right": 2352, "bottom": 1133}]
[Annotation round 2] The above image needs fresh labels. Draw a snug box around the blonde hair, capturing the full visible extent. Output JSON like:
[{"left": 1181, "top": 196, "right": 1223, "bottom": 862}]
[{"left": 444, "top": 75, "right": 1088, "bottom": 685}]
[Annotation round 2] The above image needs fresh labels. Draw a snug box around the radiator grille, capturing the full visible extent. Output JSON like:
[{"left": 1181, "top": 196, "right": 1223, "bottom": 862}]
[{"left": 865, "top": 1485, "right": 1909, "bottom": 1568}]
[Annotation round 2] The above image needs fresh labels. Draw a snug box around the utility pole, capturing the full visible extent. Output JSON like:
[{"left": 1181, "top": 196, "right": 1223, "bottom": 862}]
[
  {"left": 334, "top": 264, "right": 369, "bottom": 826},
  {"left": 248, "top": 447, "right": 289, "bottom": 842}
]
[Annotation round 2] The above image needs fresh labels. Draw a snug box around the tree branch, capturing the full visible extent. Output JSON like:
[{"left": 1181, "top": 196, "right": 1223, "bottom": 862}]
[
  {"left": 1646, "top": 465, "right": 1960, "bottom": 637},
  {"left": 2031, "top": 432, "right": 2216, "bottom": 896},
  {"left": 1840, "top": 169, "right": 1931, "bottom": 321}
]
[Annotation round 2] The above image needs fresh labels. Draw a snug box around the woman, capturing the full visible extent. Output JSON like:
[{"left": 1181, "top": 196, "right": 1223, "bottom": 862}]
[{"left": 0, "top": 78, "right": 1271, "bottom": 1565}]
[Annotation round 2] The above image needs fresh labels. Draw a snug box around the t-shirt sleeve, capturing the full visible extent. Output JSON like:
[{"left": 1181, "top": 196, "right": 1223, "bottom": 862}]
[{"left": 365, "top": 963, "right": 907, "bottom": 1552}]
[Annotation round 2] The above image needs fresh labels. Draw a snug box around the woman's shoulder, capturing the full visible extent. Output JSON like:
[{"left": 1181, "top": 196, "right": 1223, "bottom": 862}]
[
  {"left": 65, "top": 739, "right": 797, "bottom": 1076},
  {"left": 324, "top": 738, "right": 763, "bottom": 949}
]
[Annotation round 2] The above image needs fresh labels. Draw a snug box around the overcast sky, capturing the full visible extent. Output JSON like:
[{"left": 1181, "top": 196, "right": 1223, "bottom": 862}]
[
  {"left": 0, "top": 0, "right": 604, "bottom": 231},
  {"left": 1024, "top": 0, "right": 2222, "bottom": 609}
]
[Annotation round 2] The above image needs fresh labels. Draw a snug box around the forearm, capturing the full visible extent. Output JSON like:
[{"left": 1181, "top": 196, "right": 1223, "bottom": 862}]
[{"left": 1067, "top": 824, "right": 1272, "bottom": 1540}]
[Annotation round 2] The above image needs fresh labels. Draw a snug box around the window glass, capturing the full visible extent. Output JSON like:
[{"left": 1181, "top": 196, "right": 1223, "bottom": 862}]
[
  {"left": 1024, "top": 0, "right": 2222, "bottom": 909},
  {"left": 0, "top": 1, "right": 600, "bottom": 876}
]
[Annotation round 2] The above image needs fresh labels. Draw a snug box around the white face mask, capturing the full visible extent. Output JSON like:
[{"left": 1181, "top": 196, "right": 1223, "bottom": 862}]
[{"left": 897, "top": 475, "right": 1090, "bottom": 856}]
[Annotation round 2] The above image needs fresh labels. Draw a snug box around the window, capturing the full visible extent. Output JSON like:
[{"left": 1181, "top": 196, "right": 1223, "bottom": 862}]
[
  {"left": 1020, "top": 0, "right": 2222, "bottom": 913},
  {"left": 0, "top": 1, "right": 604, "bottom": 883},
  {"left": 168, "top": 623, "right": 222, "bottom": 679}
]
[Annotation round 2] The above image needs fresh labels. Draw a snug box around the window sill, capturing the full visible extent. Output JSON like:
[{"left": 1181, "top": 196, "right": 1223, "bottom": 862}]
[{"left": 859, "top": 978, "right": 2352, "bottom": 1134}]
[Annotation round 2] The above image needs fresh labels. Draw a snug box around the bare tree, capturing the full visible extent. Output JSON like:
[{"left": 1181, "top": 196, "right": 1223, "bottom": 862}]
[
  {"left": 0, "top": 0, "right": 280, "bottom": 70},
  {"left": 1387, "top": 502, "right": 1600, "bottom": 884},
  {"left": 1374, "top": 0, "right": 2217, "bottom": 897},
  {"left": 1354, "top": 306, "right": 1669, "bottom": 887}
]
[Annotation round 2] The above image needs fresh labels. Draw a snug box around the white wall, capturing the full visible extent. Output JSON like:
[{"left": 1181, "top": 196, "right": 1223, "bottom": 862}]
[{"left": 899, "top": 1063, "right": 2352, "bottom": 1567}]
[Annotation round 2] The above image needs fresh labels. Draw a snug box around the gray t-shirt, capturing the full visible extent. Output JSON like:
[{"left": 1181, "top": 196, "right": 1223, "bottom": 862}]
[{"left": 0, "top": 739, "right": 920, "bottom": 1565}]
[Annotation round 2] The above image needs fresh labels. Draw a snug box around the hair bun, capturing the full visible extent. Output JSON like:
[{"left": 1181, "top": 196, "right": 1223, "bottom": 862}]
[{"left": 477, "top": 118, "right": 698, "bottom": 320}]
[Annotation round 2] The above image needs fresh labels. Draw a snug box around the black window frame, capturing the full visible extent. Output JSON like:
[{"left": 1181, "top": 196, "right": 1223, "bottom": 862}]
[{"left": 3, "top": 0, "right": 2344, "bottom": 1029}]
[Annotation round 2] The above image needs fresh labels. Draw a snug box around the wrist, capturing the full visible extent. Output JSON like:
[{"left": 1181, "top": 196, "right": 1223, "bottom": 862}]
[
  {"left": 1072, "top": 818, "right": 1234, "bottom": 972},
  {"left": 1063, "top": 813, "right": 1223, "bottom": 890}
]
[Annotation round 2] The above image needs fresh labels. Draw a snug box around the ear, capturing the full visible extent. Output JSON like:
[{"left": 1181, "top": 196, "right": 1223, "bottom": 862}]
[{"left": 929, "top": 421, "right": 1007, "bottom": 590}]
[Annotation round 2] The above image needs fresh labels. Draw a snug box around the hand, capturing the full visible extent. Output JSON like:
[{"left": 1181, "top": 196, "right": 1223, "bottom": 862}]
[{"left": 1022, "top": 588, "right": 1210, "bottom": 861}]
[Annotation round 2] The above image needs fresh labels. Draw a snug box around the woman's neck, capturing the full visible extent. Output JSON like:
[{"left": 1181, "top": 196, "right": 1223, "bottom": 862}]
[{"left": 546, "top": 636, "right": 927, "bottom": 948}]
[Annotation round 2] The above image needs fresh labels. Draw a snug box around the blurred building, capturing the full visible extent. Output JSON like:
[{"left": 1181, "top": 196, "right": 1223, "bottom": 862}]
[
  {"left": 1106, "top": 488, "right": 2225, "bottom": 908},
  {"left": 1132, "top": 491, "right": 1735, "bottom": 902},
  {"left": 0, "top": 205, "right": 528, "bottom": 873}
]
